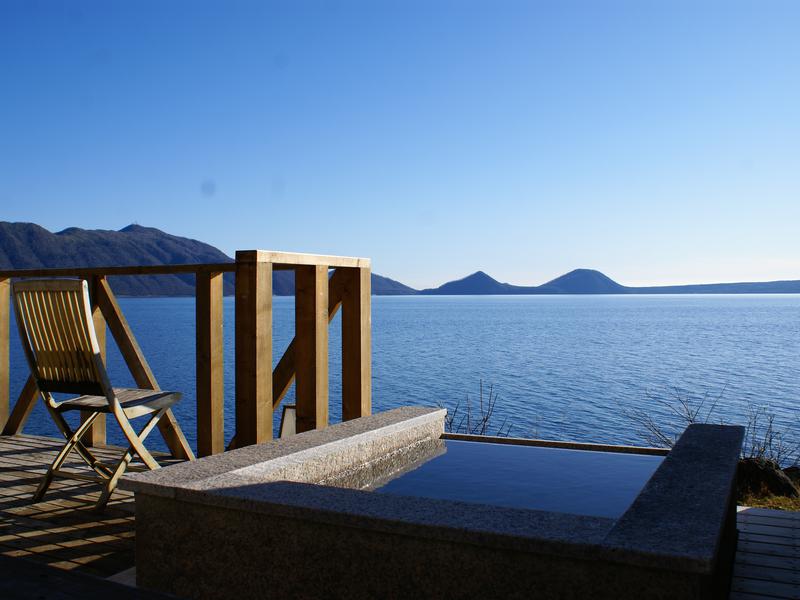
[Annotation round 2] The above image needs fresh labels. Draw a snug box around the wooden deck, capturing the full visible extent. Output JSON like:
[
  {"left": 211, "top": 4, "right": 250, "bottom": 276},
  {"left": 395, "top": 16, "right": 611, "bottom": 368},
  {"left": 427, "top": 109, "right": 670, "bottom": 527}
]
[
  {"left": 733, "top": 506, "right": 800, "bottom": 600},
  {"left": 1, "top": 434, "right": 799, "bottom": 598},
  {"left": 0, "top": 434, "right": 170, "bottom": 579}
]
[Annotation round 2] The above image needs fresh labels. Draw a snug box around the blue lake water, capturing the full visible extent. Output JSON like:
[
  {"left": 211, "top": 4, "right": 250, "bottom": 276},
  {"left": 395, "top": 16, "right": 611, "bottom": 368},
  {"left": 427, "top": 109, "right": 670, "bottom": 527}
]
[
  {"left": 374, "top": 439, "right": 664, "bottom": 518},
  {"left": 7, "top": 294, "right": 800, "bottom": 455}
]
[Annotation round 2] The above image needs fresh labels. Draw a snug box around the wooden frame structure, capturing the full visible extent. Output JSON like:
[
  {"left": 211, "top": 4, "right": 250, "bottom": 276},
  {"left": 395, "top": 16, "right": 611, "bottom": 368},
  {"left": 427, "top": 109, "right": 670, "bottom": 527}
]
[{"left": 0, "top": 251, "right": 372, "bottom": 457}]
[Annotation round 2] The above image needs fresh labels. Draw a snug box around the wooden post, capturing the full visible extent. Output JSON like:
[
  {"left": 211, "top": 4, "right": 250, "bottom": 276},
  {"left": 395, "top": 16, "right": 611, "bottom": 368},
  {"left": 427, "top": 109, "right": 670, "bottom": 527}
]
[
  {"left": 81, "top": 276, "right": 107, "bottom": 446},
  {"left": 96, "top": 277, "right": 195, "bottom": 460},
  {"left": 196, "top": 271, "right": 224, "bottom": 456},
  {"left": 235, "top": 251, "right": 273, "bottom": 446},
  {"left": 1, "top": 281, "right": 42, "bottom": 436},
  {"left": 341, "top": 267, "right": 371, "bottom": 421},
  {"left": 271, "top": 268, "right": 347, "bottom": 410},
  {"left": 1, "top": 377, "right": 38, "bottom": 435},
  {"left": 295, "top": 265, "right": 329, "bottom": 433},
  {"left": 0, "top": 278, "right": 8, "bottom": 430}
]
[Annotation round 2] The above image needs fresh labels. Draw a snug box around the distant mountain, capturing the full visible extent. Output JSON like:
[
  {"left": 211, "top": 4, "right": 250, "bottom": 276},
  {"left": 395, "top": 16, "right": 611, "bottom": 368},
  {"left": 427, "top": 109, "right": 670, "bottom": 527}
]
[
  {"left": 4, "top": 222, "right": 799, "bottom": 296},
  {"left": 421, "top": 267, "right": 800, "bottom": 295},
  {"left": 0, "top": 222, "right": 234, "bottom": 296},
  {"left": 371, "top": 273, "right": 418, "bottom": 295},
  {"left": 420, "top": 271, "right": 525, "bottom": 295},
  {"left": 420, "top": 271, "right": 547, "bottom": 295},
  {"left": 269, "top": 271, "right": 417, "bottom": 296},
  {"left": 0, "top": 222, "right": 417, "bottom": 296},
  {"left": 540, "top": 269, "right": 627, "bottom": 294},
  {"left": 629, "top": 280, "right": 800, "bottom": 294}
]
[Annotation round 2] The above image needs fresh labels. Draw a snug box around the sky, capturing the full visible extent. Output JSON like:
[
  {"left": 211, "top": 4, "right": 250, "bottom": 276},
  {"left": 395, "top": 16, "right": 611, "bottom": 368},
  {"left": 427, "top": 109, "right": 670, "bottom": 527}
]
[{"left": 1, "top": 1, "right": 798, "bottom": 289}]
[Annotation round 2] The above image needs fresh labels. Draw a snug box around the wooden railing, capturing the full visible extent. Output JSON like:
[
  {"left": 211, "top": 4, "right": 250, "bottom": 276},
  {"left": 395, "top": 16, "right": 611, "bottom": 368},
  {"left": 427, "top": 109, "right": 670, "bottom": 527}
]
[{"left": 0, "top": 251, "right": 371, "bottom": 457}]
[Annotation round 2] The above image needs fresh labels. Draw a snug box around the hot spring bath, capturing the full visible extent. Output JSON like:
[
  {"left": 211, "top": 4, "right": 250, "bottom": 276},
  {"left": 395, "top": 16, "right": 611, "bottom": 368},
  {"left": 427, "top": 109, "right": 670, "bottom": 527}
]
[{"left": 123, "top": 407, "right": 742, "bottom": 600}]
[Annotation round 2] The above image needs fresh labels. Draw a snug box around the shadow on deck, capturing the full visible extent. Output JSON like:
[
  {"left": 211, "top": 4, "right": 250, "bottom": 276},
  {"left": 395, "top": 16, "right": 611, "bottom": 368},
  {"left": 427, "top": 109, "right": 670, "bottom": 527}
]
[{"left": 0, "top": 434, "right": 179, "bottom": 579}]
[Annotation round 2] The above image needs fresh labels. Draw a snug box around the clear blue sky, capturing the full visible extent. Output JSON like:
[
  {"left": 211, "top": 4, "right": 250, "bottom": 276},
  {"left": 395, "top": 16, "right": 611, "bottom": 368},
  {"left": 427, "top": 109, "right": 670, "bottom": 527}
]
[{"left": 1, "top": 1, "right": 798, "bottom": 289}]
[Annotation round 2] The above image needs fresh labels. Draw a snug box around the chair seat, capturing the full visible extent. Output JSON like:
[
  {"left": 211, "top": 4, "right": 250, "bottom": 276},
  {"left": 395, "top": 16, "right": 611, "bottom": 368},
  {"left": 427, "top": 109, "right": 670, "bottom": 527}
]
[{"left": 56, "top": 388, "right": 181, "bottom": 418}]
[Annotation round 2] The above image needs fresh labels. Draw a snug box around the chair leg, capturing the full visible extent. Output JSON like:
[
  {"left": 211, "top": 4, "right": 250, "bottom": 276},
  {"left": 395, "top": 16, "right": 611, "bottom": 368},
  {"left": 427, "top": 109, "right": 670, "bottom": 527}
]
[
  {"left": 96, "top": 409, "right": 167, "bottom": 511},
  {"left": 95, "top": 448, "right": 134, "bottom": 511},
  {"left": 113, "top": 407, "right": 163, "bottom": 470},
  {"left": 34, "top": 411, "right": 104, "bottom": 503},
  {"left": 48, "top": 408, "right": 112, "bottom": 477}
]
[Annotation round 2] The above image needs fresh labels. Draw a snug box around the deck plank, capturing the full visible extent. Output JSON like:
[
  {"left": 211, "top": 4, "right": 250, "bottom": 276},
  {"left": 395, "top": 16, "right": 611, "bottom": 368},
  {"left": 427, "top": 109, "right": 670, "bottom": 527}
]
[
  {"left": 730, "top": 594, "right": 794, "bottom": 600},
  {"left": 739, "top": 507, "right": 800, "bottom": 522},
  {"left": 740, "top": 532, "right": 800, "bottom": 547},
  {"left": 741, "top": 521, "right": 800, "bottom": 536},
  {"left": 735, "top": 563, "right": 800, "bottom": 584},
  {"left": 738, "top": 540, "right": 800, "bottom": 559},
  {"left": 735, "top": 507, "right": 800, "bottom": 599},
  {"left": 0, "top": 433, "right": 179, "bottom": 580},
  {"left": 737, "top": 554, "right": 800, "bottom": 572},
  {"left": 731, "top": 577, "right": 800, "bottom": 599}
]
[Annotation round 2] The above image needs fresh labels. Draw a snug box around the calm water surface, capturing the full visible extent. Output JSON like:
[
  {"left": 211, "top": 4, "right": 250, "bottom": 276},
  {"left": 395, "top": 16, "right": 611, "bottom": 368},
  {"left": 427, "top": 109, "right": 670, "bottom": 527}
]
[
  {"left": 375, "top": 439, "right": 664, "bottom": 518},
  {"left": 8, "top": 294, "right": 800, "bottom": 454}
]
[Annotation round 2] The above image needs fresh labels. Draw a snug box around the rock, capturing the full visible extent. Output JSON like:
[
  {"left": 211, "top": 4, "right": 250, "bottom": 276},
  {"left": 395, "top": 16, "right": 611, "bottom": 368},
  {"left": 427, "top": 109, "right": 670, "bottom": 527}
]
[
  {"left": 737, "top": 458, "right": 799, "bottom": 499},
  {"left": 783, "top": 466, "right": 800, "bottom": 487}
]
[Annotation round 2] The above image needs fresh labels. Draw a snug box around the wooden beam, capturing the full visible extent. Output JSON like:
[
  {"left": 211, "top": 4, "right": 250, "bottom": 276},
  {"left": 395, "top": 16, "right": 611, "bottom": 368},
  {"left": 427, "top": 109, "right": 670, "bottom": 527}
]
[
  {"left": 272, "top": 268, "right": 346, "bottom": 409},
  {"left": 1, "top": 376, "right": 39, "bottom": 435},
  {"left": 341, "top": 267, "right": 371, "bottom": 421},
  {"left": 0, "top": 263, "right": 236, "bottom": 279},
  {"left": 96, "top": 277, "right": 195, "bottom": 460},
  {"left": 235, "top": 251, "right": 272, "bottom": 446},
  {"left": 0, "top": 251, "right": 371, "bottom": 280},
  {"left": 196, "top": 271, "right": 224, "bottom": 456},
  {"left": 0, "top": 278, "right": 7, "bottom": 429},
  {"left": 236, "top": 250, "right": 369, "bottom": 269},
  {"left": 80, "top": 276, "right": 107, "bottom": 446},
  {"left": 294, "top": 265, "right": 329, "bottom": 433},
  {"left": 96, "top": 277, "right": 157, "bottom": 386}
]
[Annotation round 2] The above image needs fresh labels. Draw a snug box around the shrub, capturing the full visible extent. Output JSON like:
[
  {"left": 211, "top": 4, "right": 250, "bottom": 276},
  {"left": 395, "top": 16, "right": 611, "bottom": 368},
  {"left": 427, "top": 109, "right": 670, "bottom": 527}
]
[
  {"left": 438, "top": 380, "right": 512, "bottom": 437},
  {"left": 623, "top": 387, "right": 800, "bottom": 467}
]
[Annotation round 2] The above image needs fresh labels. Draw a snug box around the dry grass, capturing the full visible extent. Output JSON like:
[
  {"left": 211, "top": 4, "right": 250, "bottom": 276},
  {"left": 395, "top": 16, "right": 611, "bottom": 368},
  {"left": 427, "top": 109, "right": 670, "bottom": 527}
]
[{"left": 741, "top": 493, "right": 800, "bottom": 511}]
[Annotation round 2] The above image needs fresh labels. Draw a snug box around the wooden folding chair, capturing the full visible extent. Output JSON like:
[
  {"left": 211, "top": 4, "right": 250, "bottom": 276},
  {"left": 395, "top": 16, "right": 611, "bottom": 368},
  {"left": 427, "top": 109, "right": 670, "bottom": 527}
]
[{"left": 11, "top": 278, "right": 193, "bottom": 510}]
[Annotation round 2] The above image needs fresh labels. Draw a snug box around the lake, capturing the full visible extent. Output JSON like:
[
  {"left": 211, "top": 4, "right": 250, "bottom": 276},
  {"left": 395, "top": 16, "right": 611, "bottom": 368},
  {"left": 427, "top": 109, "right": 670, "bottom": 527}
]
[{"left": 6, "top": 294, "right": 800, "bottom": 456}]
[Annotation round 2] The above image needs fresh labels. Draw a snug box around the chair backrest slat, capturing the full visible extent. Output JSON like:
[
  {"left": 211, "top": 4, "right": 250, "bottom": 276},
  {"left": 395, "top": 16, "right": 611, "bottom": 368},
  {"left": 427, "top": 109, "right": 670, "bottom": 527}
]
[
  {"left": 12, "top": 279, "right": 107, "bottom": 396},
  {"left": 58, "top": 290, "right": 85, "bottom": 381},
  {"left": 39, "top": 292, "right": 63, "bottom": 378},
  {"left": 49, "top": 290, "right": 77, "bottom": 381}
]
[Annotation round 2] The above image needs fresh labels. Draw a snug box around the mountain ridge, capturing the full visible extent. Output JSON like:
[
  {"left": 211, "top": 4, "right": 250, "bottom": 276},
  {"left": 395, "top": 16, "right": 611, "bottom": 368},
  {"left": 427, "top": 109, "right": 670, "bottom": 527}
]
[
  {"left": 2, "top": 222, "right": 799, "bottom": 295},
  {"left": 421, "top": 267, "right": 800, "bottom": 295},
  {"left": 0, "top": 222, "right": 416, "bottom": 296}
]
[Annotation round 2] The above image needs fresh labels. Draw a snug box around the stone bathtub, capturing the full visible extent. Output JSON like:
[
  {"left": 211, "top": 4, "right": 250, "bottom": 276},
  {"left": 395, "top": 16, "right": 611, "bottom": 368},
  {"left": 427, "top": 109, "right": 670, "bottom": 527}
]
[{"left": 122, "top": 407, "right": 743, "bottom": 600}]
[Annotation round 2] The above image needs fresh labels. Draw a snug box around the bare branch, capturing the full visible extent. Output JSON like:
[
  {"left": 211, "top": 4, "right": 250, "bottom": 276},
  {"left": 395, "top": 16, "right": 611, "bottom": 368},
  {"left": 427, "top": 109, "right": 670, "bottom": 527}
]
[
  {"left": 439, "top": 380, "right": 511, "bottom": 438},
  {"left": 623, "top": 387, "right": 799, "bottom": 466}
]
